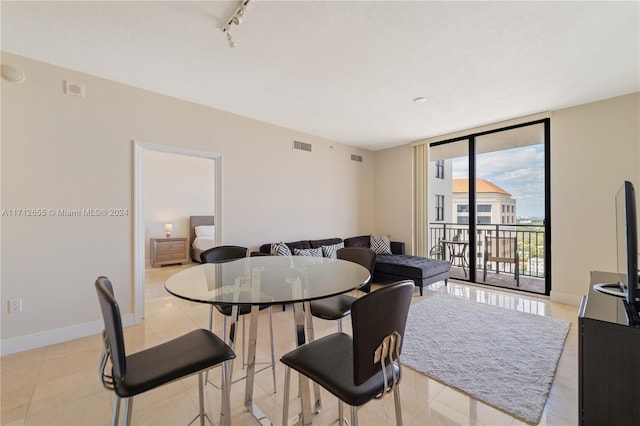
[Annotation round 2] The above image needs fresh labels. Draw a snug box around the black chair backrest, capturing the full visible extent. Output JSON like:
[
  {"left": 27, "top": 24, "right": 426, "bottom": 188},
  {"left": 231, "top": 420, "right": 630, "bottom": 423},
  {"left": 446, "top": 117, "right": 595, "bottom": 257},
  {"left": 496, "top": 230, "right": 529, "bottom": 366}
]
[
  {"left": 200, "top": 245, "right": 248, "bottom": 263},
  {"left": 336, "top": 247, "right": 376, "bottom": 274},
  {"left": 337, "top": 247, "right": 376, "bottom": 293},
  {"left": 95, "top": 276, "right": 127, "bottom": 380},
  {"left": 350, "top": 280, "right": 414, "bottom": 385}
]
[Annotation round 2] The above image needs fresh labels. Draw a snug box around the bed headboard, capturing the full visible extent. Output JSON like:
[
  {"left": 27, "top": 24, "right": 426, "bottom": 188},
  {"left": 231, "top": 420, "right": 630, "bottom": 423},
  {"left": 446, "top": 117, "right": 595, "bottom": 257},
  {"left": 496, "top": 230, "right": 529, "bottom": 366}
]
[{"left": 189, "top": 215, "right": 214, "bottom": 246}]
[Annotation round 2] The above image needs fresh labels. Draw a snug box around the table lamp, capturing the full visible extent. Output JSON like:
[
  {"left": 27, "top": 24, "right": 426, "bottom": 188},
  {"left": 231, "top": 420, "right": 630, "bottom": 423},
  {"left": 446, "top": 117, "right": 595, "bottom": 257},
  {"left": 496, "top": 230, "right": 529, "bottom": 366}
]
[{"left": 165, "top": 223, "right": 172, "bottom": 238}]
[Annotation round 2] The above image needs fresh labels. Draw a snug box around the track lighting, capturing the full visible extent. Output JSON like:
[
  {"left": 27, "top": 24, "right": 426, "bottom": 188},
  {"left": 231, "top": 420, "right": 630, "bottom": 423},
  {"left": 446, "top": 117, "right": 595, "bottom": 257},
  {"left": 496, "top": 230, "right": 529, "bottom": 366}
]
[
  {"left": 226, "top": 31, "right": 236, "bottom": 48},
  {"left": 222, "top": 0, "right": 250, "bottom": 48}
]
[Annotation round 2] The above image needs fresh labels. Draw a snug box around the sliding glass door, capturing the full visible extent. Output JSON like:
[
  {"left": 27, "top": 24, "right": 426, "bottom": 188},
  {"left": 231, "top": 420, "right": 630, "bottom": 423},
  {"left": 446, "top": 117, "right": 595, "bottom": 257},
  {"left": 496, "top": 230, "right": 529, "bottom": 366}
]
[
  {"left": 428, "top": 139, "right": 471, "bottom": 281},
  {"left": 427, "top": 119, "right": 550, "bottom": 295}
]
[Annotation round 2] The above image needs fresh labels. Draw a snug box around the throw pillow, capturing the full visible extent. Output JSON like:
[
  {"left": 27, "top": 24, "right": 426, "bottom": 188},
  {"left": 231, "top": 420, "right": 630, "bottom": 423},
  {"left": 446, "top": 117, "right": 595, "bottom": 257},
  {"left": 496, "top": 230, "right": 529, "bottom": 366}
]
[
  {"left": 321, "top": 242, "right": 344, "bottom": 259},
  {"left": 194, "top": 225, "right": 215, "bottom": 238},
  {"left": 370, "top": 234, "right": 392, "bottom": 254},
  {"left": 293, "top": 247, "right": 323, "bottom": 257},
  {"left": 270, "top": 242, "right": 292, "bottom": 256}
]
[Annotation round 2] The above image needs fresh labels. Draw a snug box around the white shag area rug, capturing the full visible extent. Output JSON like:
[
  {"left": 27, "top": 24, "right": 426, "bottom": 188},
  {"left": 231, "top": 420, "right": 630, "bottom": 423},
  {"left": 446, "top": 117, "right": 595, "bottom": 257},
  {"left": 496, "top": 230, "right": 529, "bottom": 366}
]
[{"left": 401, "top": 292, "right": 570, "bottom": 425}]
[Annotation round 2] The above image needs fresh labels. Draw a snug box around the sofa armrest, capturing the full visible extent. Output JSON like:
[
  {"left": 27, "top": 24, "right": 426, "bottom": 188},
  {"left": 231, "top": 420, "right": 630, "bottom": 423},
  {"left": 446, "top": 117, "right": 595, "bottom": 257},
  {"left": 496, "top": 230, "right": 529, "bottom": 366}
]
[{"left": 391, "top": 241, "right": 405, "bottom": 255}]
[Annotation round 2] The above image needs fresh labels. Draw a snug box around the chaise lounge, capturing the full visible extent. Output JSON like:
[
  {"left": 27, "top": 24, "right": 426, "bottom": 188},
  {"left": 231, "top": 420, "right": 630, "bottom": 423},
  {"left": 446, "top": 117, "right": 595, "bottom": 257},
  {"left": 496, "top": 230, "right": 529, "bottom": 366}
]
[{"left": 254, "top": 235, "right": 450, "bottom": 295}]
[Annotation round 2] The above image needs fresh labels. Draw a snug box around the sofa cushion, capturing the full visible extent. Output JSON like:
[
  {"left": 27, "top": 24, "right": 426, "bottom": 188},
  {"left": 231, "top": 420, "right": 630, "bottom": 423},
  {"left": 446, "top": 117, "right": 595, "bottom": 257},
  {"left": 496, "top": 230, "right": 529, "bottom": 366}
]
[
  {"left": 285, "top": 240, "right": 312, "bottom": 252},
  {"left": 309, "top": 238, "right": 343, "bottom": 249},
  {"left": 343, "top": 235, "right": 370, "bottom": 248},
  {"left": 370, "top": 234, "right": 392, "bottom": 254},
  {"left": 375, "top": 254, "right": 451, "bottom": 279},
  {"left": 294, "top": 247, "right": 323, "bottom": 257}
]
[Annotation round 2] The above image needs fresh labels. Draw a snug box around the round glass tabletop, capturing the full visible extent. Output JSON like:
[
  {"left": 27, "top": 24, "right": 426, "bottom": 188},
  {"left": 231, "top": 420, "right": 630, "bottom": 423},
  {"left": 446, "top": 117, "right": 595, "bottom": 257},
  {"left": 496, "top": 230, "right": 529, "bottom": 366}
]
[{"left": 165, "top": 255, "right": 371, "bottom": 306}]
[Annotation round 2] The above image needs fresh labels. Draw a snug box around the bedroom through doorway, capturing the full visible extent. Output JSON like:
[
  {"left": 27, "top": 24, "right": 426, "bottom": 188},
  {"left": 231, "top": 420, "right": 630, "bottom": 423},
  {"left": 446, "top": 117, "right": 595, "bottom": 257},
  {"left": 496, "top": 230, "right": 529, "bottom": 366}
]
[{"left": 133, "top": 141, "right": 222, "bottom": 323}]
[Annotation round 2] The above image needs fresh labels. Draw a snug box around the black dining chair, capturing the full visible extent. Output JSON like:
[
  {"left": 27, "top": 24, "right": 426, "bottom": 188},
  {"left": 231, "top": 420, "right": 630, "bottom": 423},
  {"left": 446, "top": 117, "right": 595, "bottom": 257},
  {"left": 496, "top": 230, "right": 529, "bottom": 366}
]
[
  {"left": 95, "top": 276, "right": 235, "bottom": 426},
  {"left": 281, "top": 280, "right": 414, "bottom": 426},
  {"left": 200, "top": 245, "right": 277, "bottom": 392},
  {"left": 309, "top": 247, "right": 376, "bottom": 332}
]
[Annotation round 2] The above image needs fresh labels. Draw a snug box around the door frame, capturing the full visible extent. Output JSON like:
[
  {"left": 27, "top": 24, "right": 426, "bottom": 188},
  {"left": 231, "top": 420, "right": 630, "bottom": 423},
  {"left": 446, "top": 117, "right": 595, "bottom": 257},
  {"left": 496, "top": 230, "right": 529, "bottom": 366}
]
[
  {"left": 429, "top": 118, "right": 551, "bottom": 295},
  {"left": 133, "top": 140, "right": 222, "bottom": 323}
]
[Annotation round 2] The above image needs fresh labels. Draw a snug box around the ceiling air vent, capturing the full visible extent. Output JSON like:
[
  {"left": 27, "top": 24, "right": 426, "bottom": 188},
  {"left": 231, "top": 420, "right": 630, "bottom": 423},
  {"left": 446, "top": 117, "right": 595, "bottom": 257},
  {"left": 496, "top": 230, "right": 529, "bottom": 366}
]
[
  {"left": 293, "top": 140, "right": 312, "bottom": 152},
  {"left": 351, "top": 154, "right": 363, "bottom": 163}
]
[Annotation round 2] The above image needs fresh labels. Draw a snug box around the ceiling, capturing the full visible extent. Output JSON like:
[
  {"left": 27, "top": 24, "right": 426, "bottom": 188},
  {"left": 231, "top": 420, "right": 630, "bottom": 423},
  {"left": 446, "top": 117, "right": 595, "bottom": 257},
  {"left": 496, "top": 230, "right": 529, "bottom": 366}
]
[{"left": 1, "top": 1, "right": 638, "bottom": 151}]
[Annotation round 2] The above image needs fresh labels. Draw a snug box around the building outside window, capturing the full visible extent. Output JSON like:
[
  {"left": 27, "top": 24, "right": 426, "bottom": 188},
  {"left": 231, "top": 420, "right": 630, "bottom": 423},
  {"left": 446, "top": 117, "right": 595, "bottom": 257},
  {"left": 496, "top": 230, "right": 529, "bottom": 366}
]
[
  {"left": 452, "top": 178, "right": 516, "bottom": 225},
  {"left": 435, "top": 194, "right": 444, "bottom": 221},
  {"left": 435, "top": 160, "right": 444, "bottom": 179}
]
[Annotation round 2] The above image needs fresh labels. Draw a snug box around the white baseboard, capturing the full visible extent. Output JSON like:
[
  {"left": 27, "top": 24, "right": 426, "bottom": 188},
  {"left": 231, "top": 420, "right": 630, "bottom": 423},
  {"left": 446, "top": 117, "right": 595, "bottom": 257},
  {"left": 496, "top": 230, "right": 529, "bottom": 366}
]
[
  {"left": 1, "top": 313, "right": 135, "bottom": 356},
  {"left": 550, "top": 290, "right": 582, "bottom": 306}
]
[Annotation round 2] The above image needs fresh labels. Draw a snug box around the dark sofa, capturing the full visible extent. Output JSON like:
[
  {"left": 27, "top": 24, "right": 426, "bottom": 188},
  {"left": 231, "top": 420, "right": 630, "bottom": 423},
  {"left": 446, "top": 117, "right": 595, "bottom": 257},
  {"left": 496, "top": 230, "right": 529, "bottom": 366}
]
[{"left": 255, "top": 235, "right": 450, "bottom": 295}]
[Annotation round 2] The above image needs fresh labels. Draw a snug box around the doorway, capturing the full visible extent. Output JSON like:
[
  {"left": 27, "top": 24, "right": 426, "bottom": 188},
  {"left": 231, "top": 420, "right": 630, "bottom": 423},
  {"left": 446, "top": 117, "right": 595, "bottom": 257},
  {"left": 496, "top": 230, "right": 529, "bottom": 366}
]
[
  {"left": 427, "top": 119, "right": 550, "bottom": 295},
  {"left": 133, "top": 141, "right": 222, "bottom": 323}
]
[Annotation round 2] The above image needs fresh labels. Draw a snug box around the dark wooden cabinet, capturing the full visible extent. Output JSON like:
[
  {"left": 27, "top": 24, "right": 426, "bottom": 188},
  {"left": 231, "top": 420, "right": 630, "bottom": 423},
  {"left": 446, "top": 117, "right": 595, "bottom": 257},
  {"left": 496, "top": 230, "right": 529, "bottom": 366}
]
[{"left": 579, "top": 271, "right": 640, "bottom": 426}]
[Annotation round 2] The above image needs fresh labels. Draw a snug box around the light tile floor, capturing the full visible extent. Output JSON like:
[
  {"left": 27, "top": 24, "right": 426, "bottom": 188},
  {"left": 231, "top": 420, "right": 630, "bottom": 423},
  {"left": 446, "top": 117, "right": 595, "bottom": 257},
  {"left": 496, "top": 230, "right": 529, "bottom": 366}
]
[{"left": 1, "top": 263, "right": 579, "bottom": 425}]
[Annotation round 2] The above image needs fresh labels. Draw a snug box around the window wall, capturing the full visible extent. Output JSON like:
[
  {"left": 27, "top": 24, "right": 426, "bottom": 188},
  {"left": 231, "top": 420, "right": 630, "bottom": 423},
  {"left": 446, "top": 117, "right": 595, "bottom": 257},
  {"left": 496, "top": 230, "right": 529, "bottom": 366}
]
[{"left": 424, "top": 119, "right": 550, "bottom": 295}]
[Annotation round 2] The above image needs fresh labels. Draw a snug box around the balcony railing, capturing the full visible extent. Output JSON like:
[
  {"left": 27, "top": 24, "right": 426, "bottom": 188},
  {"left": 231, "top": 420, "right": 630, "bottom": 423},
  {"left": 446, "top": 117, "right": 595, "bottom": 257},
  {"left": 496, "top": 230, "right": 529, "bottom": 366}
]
[{"left": 429, "top": 222, "right": 545, "bottom": 278}]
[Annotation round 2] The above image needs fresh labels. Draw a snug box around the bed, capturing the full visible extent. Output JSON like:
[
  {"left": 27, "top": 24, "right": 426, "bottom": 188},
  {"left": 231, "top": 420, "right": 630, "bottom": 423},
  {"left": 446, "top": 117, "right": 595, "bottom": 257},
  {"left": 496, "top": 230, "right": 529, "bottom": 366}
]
[{"left": 189, "top": 215, "right": 216, "bottom": 262}]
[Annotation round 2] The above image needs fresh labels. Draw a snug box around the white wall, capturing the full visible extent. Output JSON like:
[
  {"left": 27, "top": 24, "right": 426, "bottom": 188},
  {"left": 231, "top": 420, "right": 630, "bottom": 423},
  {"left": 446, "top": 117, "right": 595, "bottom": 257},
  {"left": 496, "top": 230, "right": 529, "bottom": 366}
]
[
  {"left": 375, "top": 92, "right": 640, "bottom": 305},
  {"left": 0, "top": 52, "right": 375, "bottom": 353},
  {"left": 550, "top": 93, "right": 639, "bottom": 304},
  {"left": 143, "top": 151, "right": 215, "bottom": 264}
]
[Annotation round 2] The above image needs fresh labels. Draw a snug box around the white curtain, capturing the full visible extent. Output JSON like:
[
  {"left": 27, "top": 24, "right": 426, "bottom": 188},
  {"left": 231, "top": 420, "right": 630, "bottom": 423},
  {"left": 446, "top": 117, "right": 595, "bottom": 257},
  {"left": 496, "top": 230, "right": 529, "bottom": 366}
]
[{"left": 413, "top": 144, "right": 428, "bottom": 257}]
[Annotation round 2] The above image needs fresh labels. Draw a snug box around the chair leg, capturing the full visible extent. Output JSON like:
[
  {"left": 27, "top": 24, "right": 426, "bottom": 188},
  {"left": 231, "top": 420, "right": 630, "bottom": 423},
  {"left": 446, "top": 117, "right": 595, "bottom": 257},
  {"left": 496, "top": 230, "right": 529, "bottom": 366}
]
[
  {"left": 198, "top": 372, "right": 205, "bottom": 426},
  {"left": 282, "top": 366, "right": 291, "bottom": 425},
  {"left": 302, "top": 304, "right": 322, "bottom": 413},
  {"left": 220, "top": 362, "right": 232, "bottom": 426},
  {"left": 338, "top": 317, "right": 343, "bottom": 333},
  {"left": 338, "top": 401, "right": 344, "bottom": 425},
  {"left": 187, "top": 372, "right": 213, "bottom": 426},
  {"left": 350, "top": 405, "right": 358, "bottom": 426},
  {"left": 208, "top": 305, "right": 215, "bottom": 331},
  {"left": 242, "top": 315, "right": 246, "bottom": 369},
  {"left": 268, "top": 306, "right": 277, "bottom": 393},
  {"left": 111, "top": 394, "right": 121, "bottom": 426},
  {"left": 123, "top": 397, "right": 133, "bottom": 426},
  {"left": 393, "top": 386, "right": 403, "bottom": 426}
]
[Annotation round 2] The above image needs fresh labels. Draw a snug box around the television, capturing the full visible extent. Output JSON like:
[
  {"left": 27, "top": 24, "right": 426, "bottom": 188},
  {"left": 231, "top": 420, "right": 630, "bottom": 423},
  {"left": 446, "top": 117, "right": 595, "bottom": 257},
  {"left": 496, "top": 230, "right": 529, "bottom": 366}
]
[
  {"left": 593, "top": 181, "right": 640, "bottom": 325},
  {"left": 616, "top": 181, "right": 638, "bottom": 305}
]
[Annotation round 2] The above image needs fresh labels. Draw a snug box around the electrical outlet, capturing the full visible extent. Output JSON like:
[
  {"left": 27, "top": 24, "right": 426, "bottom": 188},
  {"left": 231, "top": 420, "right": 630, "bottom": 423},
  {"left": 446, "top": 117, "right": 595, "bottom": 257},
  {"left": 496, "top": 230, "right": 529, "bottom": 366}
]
[{"left": 8, "top": 298, "right": 22, "bottom": 313}]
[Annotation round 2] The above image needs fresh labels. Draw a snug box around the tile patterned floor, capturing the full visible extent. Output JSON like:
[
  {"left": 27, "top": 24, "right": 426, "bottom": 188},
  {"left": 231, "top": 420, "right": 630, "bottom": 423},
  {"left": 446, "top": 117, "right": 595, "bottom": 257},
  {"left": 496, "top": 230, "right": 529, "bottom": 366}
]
[{"left": 1, "top": 263, "right": 579, "bottom": 425}]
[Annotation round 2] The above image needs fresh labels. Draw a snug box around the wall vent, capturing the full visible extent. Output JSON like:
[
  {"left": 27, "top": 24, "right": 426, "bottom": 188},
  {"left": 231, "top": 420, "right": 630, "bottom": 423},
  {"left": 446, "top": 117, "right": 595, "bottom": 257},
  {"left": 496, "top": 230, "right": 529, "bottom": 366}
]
[
  {"left": 293, "top": 140, "right": 312, "bottom": 152},
  {"left": 64, "top": 80, "right": 85, "bottom": 98},
  {"left": 351, "top": 154, "right": 363, "bottom": 163}
]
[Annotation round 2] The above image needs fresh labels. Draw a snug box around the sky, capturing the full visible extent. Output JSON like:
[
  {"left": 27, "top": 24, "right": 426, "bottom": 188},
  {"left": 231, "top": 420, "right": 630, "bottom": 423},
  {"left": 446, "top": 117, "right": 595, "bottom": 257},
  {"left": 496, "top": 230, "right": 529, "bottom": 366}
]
[{"left": 452, "top": 144, "right": 545, "bottom": 218}]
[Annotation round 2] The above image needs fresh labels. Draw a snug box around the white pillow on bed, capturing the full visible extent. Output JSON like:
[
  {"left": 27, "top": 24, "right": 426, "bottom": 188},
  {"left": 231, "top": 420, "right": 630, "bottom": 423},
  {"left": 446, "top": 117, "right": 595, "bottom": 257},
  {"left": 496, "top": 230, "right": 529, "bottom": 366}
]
[
  {"left": 192, "top": 237, "right": 216, "bottom": 251},
  {"left": 195, "top": 225, "right": 215, "bottom": 238}
]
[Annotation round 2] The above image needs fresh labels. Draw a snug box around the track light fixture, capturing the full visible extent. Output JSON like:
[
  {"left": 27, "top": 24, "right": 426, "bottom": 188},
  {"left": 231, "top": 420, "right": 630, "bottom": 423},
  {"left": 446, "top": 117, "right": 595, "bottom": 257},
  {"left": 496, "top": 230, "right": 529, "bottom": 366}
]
[
  {"left": 222, "top": 0, "right": 250, "bottom": 48},
  {"left": 226, "top": 31, "right": 236, "bottom": 48}
]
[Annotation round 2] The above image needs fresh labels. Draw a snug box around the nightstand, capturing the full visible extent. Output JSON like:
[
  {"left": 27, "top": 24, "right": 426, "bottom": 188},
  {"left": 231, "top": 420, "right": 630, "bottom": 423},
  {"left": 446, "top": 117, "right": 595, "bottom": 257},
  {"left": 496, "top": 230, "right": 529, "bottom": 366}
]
[{"left": 150, "top": 237, "right": 189, "bottom": 267}]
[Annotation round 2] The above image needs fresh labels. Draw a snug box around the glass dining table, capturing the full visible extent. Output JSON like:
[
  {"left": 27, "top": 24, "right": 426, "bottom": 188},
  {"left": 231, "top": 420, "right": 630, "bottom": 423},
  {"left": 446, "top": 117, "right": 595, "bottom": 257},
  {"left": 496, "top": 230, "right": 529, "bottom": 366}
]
[{"left": 165, "top": 255, "right": 371, "bottom": 425}]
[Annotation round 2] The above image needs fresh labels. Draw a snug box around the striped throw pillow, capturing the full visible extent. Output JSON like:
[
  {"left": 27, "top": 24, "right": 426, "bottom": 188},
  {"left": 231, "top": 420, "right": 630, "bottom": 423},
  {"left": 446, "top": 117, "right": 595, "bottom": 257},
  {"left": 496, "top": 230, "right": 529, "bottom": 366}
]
[
  {"left": 370, "top": 234, "right": 392, "bottom": 254},
  {"left": 321, "top": 242, "right": 344, "bottom": 259}
]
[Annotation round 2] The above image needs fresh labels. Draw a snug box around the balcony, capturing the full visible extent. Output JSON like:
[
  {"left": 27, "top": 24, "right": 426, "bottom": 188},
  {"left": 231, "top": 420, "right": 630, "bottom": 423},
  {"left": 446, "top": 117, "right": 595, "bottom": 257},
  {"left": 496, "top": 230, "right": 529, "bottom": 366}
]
[{"left": 429, "top": 223, "right": 546, "bottom": 294}]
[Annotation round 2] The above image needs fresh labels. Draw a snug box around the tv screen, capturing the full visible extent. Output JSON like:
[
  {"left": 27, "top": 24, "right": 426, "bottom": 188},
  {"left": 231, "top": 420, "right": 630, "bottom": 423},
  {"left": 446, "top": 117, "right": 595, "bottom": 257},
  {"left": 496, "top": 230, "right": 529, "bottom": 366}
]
[{"left": 616, "top": 181, "right": 639, "bottom": 308}]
